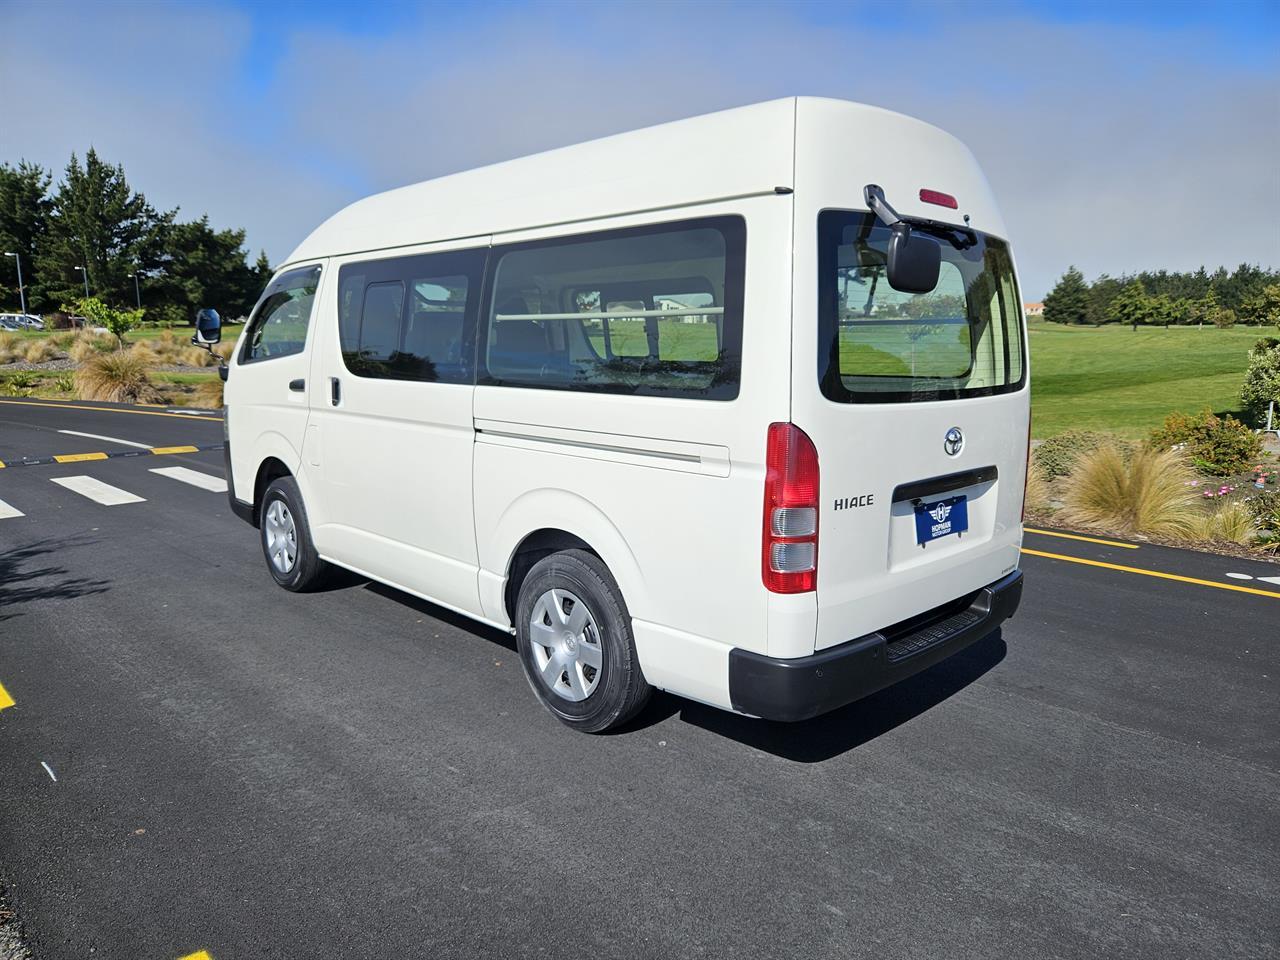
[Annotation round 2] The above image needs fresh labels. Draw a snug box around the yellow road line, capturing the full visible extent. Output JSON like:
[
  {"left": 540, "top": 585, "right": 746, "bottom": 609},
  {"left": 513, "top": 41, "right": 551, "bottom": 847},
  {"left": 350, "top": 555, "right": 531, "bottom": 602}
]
[
  {"left": 1021, "top": 548, "right": 1280, "bottom": 599},
  {"left": 0, "top": 459, "right": 5, "bottom": 468},
  {"left": 178, "top": 952, "right": 213, "bottom": 960},
  {"left": 53, "top": 452, "right": 110, "bottom": 463},
  {"left": 150, "top": 445, "right": 199, "bottom": 455},
  {"left": 1024, "top": 527, "right": 1140, "bottom": 549},
  {"left": 0, "top": 680, "right": 14, "bottom": 711},
  {"left": 0, "top": 399, "right": 222, "bottom": 423}
]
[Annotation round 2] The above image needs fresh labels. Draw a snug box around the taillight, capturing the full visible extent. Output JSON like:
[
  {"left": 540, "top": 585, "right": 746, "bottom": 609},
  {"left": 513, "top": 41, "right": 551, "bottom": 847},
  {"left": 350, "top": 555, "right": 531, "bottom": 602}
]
[{"left": 762, "top": 422, "right": 819, "bottom": 593}]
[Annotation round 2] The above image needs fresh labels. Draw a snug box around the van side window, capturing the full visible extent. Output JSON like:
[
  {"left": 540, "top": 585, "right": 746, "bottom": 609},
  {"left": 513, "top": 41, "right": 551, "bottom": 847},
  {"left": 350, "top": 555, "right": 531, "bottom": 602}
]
[
  {"left": 241, "top": 265, "right": 321, "bottom": 363},
  {"left": 480, "top": 217, "right": 745, "bottom": 400},
  {"left": 337, "top": 248, "right": 485, "bottom": 383}
]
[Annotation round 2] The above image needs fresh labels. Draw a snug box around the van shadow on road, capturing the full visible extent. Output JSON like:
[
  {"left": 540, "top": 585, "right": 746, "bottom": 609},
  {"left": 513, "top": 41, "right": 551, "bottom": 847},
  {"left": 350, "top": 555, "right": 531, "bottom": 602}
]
[
  {"left": 0, "top": 537, "right": 111, "bottom": 621},
  {"left": 655, "top": 631, "right": 1008, "bottom": 763},
  {"left": 362, "top": 573, "right": 1005, "bottom": 762}
]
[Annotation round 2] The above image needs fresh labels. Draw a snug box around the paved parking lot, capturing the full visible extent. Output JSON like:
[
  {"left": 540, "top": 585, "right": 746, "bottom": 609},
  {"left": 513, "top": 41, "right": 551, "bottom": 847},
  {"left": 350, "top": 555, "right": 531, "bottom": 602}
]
[{"left": 0, "top": 397, "right": 1276, "bottom": 959}]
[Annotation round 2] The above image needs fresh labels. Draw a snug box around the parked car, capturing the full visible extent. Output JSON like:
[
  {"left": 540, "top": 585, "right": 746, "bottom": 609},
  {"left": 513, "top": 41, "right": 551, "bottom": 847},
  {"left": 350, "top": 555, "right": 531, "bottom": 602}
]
[
  {"left": 0, "top": 314, "right": 26, "bottom": 330},
  {"left": 214, "top": 97, "right": 1029, "bottom": 733}
]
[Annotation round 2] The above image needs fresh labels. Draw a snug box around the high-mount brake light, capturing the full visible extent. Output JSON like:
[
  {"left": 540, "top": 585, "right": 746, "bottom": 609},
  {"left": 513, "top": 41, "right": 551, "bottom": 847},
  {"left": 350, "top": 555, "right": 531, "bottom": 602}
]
[
  {"left": 762, "top": 422, "right": 819, "bottom": 594},
  {"left": 919, "top": 188, "right": 958, "bottom": 209}
]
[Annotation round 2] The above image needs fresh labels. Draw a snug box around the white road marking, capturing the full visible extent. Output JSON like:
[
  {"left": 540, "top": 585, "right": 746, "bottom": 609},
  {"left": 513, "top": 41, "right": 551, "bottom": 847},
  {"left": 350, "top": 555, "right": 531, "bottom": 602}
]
[
  {"left": 169, "top": 408, "right": 215, "bottom": 416},
  {"left": 50, "top": 476, "right": 145, "bottom": 506},
  {"left": 1225, "top": 572, "right": 1254, "bottom": 581},
  {"left": 0, "top": 498, "right": 24, "bottom": 519},
  {"left": 149, "top": 466, "right": 227, "bottom": 493},
  {"left": 57, "top": 429, "right": 151, "bottom": 449},
  {"left": 40, "top": 762, "right": 57, "bottom": 782},
  {"left": 1260, "top": 575, "right": 1280, "bottom": 586}
]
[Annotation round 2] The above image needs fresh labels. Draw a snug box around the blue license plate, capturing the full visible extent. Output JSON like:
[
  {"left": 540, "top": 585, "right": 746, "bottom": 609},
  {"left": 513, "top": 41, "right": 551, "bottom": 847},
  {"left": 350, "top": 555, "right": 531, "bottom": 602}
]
[{"left": 914, "top": 495, "right": 968, "bottom": 545}]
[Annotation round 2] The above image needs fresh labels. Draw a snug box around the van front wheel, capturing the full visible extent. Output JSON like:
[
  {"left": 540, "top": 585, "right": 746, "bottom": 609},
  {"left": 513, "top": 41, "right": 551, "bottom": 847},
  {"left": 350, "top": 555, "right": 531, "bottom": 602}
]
[
  {"left": 515, "top": 549, "right": 652, "bottom": 733},
  {"left": 260, "top": 476, "right": 330, "bottom": 592}
]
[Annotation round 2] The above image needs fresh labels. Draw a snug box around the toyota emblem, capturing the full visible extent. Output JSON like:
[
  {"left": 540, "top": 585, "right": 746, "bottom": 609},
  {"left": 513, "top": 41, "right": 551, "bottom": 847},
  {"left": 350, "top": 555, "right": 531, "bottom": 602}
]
[{"left": 944, "top": 427, "right": 964, "bottom": 457}]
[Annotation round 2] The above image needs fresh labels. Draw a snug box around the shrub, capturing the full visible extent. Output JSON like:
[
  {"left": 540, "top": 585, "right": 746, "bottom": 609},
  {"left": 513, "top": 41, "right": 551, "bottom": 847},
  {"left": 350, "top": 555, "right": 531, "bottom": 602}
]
[
  {"left": 75, "top": 350, "right": 163, "bottom": 404},
  {"left": 22, "top": 338, "right": 58, "bottom": 363},
  {"left": 43, "top": 311, "right": 74, "bottom": 330},
  {"left": 1033, "top": 430, "right": 1120, "bottom": 479},
  {"left": 69, "top": 296, "right": 145, "bottom": 346},
  {"left": 1148, "top": 408, "right": 1261, "bottom": 476},
  {"left": 1245, "top": 489, "right": 1280, "bottom": 533},
  {"left": 1062, "top": 444, "right": 1198, "bottom": 537},
  {"left": 1188, "top": 501, "right": 1257, "bottom": 544},
  {"left": 1240, "top": 337, "right": 1280, "bottom": 428},
  {"left": 52, "top": 374, "right": 75, "bottom": 393}
]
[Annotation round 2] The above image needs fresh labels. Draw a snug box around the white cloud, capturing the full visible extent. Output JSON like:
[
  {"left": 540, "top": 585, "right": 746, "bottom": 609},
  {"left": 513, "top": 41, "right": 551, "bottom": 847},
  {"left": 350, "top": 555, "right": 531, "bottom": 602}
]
[{"left": 2, "top": 0, "right": 1276, "bottom": 297}]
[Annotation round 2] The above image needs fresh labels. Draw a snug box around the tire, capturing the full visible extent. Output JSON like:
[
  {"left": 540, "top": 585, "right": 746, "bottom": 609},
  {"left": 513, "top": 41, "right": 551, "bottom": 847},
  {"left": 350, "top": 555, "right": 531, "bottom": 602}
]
[
  {"left": 515, "top": 549, "right": 652, "bottom": 733},
  {"left": 259, "top": 476, "right": 330, "bottom": 592}
]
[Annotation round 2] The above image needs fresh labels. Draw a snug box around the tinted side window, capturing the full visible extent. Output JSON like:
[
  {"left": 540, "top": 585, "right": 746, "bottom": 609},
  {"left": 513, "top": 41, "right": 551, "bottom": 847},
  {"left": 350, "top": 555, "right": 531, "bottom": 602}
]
[
  {"left": 480, "top": 217, "right": 745, "bottom": 400},
  {"left": 242, "top": 265, "right": 321, "bottom": 362},
  {"left": 337, "top": 248, "right": 485, "bottom": 383}
]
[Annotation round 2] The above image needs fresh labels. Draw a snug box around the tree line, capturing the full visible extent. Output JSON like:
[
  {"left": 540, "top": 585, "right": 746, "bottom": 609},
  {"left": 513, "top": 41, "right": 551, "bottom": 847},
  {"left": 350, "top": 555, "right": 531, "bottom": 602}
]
[
  {"left": 1042, "top": 264, "right": 1280, "bottom": 328},
  {"left": 0, "top": 149, "right": 269, "bottom": 324}
]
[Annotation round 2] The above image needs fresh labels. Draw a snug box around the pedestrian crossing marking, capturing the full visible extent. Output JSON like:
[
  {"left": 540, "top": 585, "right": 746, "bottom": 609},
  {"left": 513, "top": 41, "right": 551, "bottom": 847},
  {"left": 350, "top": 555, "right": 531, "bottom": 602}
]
[
  {"left": 0, "top": 498, "right": 23, "bottom": 519},
  {"left": 150, "top": 466, "right": 228, "bottom": 493},
  {"left": 50, "top": 475, "right": 146, "bottom": 506}
]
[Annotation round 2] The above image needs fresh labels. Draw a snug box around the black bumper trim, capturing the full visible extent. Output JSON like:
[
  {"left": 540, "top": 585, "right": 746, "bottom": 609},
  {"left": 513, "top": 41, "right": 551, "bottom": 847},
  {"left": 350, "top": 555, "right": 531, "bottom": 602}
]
[
  {"left": 224, "top": 439, "right": 255, "bottom": 526},
  {"left": 729, "top": 570, "right": 1023, "bottom": 722}
]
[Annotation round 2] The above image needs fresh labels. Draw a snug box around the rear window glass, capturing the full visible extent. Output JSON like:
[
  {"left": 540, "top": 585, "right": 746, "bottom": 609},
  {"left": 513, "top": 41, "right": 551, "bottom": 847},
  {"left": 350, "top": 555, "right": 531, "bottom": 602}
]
[
  {"left": 818, "top": 211, "right": 1025, "bottom": 403},
  {"left": 481, "top": 217, "right": 745, "bottom": 400}
]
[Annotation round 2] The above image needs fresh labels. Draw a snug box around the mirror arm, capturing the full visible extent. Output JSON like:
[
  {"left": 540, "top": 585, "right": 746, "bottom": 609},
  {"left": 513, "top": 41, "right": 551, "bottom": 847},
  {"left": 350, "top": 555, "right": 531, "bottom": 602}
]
[{"left": 864, "top": 184, "right": 905, "bottom": 228}]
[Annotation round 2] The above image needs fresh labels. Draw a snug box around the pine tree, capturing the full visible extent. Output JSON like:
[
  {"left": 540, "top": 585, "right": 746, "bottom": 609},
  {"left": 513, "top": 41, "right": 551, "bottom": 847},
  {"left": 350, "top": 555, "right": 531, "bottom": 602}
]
[
  {"left": 1042, "top": 266, "right": 1090, "bottom": 325},
  {"left": 33, "top": 148, "right": 173, "bottom": 310},
  {"left": 0, "top": 161, "right": 52, "bottom": 311}
]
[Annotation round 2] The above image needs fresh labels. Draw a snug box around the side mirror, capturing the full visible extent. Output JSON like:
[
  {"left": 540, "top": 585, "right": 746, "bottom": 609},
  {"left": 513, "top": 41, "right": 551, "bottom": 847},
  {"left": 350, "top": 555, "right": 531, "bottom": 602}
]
[
  {"left": 886, "top": 223, "right": 941, "bottom": 294},
  {"left": 192, "top": 309, "right": 221, "bottom": 346}
]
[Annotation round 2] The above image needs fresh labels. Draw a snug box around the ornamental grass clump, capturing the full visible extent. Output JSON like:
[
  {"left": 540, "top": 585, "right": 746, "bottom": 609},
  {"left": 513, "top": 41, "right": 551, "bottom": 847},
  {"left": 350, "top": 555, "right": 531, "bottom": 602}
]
[
  {"left": 1062, "top": 444, "right": 1198, "bottom": 537},
  {"left": 193, "top": 378, "right": 224, "bottom": 409},
  {"left": 75, "top": 350, "right": 163, "bottom": 404},
  {"left": 1023, "top": 461, "right": 1052, "bottom": 515},
  {"left": 22, "top": 338, "right": 58, "bottom": 363},
  {"left": 0, "top": 332, "right": 20, "bottom": 363},
  {"left": 1188, "top": 501, "right": 1257, "bottom": 545}
]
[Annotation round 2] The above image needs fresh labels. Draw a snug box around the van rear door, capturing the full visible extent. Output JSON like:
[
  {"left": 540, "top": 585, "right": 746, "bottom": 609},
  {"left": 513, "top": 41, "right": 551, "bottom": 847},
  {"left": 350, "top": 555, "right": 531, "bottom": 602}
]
[{"left": 798, "top": 210, "right": 1029, "bottom": 651}]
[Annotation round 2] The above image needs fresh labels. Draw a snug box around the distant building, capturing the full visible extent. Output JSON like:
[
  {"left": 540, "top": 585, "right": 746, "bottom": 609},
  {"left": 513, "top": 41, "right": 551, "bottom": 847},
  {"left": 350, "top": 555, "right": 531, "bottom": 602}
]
[{"left": 1024, "top": 302, "right": 1044, "bottom": 316}]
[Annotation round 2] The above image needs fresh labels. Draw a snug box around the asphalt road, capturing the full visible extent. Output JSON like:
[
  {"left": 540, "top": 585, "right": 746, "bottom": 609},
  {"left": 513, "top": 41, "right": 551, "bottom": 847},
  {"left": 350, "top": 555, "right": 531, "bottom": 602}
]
[{"left": 0, "top": 396, "right": 1276, "bottom": 960}]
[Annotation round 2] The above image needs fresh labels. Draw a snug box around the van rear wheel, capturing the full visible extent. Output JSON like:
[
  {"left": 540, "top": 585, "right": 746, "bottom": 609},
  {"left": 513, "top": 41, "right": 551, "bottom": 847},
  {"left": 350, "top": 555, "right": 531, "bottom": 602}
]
[
  {"left": 260, "top": 476, "right": 330, "bottom": 592},
  {"left": 515, "top": 549, "right": 652, "bottom": 733}
]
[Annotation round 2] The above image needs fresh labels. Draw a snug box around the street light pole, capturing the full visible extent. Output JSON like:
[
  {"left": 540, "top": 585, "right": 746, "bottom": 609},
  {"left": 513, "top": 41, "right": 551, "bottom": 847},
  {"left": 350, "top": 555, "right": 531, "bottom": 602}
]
[
  {"left": 127, "top": 272, "right": 141, "bottom": 310},
  {"left": 3, "top": 252, "right": 25, "bottom": 315},
  {"left": 74, "top": 265, "right": 90, "bottom": 300}
]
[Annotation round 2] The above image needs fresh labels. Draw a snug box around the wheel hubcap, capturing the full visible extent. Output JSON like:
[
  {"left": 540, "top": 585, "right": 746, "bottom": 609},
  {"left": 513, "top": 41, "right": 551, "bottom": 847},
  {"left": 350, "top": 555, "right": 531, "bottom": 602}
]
[
  {"left": 528, "top": 589, "right": 602, "bottom": 702},
  {"left": 264, "top": 498, "right": 298, "bottom": 574}
]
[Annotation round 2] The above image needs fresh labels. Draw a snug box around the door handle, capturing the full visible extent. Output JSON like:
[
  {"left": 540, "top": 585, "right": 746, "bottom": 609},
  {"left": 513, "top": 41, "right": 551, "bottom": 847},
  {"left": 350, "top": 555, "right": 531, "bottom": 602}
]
[
  {"left": 330, "top": 377, "right": 341, "bottom": 406},
  {"left": 288, "top": 378, "right": 305, "bottom": 392}
]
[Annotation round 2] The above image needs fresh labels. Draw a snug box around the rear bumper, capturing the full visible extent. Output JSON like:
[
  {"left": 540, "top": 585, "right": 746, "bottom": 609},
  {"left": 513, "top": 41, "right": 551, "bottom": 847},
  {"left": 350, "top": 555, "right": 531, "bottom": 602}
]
[{"left": 728, "top": 570, "right": 1023, "bottom": 722}]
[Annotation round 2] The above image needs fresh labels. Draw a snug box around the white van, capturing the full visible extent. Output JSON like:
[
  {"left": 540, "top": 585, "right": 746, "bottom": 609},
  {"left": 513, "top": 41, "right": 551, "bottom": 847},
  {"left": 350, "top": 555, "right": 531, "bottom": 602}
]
[{"left": 208, "top": 97, "right": 1028, "bottom": 732}]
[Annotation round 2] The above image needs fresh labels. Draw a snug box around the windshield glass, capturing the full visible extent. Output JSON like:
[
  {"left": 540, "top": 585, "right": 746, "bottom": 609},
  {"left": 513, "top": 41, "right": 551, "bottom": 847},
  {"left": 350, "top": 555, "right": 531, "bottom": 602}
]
[{"left": 818, "top": 211, "right": 1025, "bottom": 403}]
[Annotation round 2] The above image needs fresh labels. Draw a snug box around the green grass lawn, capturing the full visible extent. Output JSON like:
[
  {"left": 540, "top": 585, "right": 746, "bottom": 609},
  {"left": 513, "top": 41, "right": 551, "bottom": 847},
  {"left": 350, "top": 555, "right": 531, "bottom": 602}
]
[
  {"left": 15, "top": 323, "right": 244, "bottom": 343},
  {"left": 1028, "top": 321, "right": 1273, "bottom": 438}
]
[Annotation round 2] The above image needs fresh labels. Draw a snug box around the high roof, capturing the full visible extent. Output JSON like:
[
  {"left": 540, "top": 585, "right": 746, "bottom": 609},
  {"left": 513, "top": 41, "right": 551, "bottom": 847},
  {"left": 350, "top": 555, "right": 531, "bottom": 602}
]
[{"left": 283, "top": 97, "right": 977, "bottom": 266}]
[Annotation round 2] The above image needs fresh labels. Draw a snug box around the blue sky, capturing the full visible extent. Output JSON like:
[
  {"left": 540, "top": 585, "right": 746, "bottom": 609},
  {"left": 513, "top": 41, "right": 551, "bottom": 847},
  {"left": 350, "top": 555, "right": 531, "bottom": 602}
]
[{"left": 2, "top": 0, "right": 1277, "bottom": 298}]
